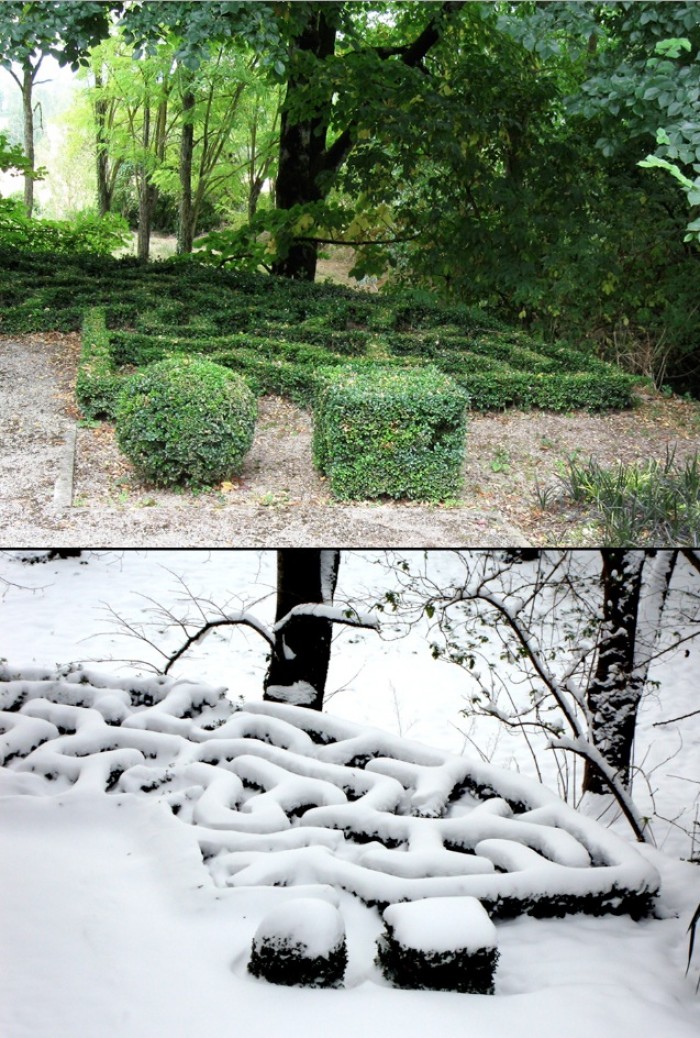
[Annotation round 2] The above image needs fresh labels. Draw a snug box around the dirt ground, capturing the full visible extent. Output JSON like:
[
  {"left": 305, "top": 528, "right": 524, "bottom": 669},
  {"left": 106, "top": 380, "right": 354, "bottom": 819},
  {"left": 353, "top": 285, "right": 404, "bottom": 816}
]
[{"left": 2, "top": 326, "right": 699, "bottom": 549}]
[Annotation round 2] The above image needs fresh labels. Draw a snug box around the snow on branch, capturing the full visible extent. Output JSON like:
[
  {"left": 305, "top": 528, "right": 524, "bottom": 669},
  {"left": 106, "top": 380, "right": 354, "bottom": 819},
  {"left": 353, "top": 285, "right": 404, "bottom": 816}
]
[
  {"left": 273, "top": 604, "right": 379, "bottom": 634},
  {"left": 162, "top": 604, "right": 378, "bottom": 675}
]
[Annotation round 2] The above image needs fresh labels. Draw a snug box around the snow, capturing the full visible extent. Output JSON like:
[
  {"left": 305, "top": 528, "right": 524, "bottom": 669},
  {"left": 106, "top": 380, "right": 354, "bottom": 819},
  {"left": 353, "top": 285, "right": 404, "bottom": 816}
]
[
  {"left": 266, "top": 680, "right": 319, "bottom": 705},
  {"left": 1, "top": 549, "right": 699, "bottom": 1038},
  {"left": 253, "top": 897, "right": 346, "bottom": 958},
  {"left": 383, "top": 896, "right": 498, "bottom": 953},
  {"left": 273, "top": 603, "right": 378, "bottom": 631}
]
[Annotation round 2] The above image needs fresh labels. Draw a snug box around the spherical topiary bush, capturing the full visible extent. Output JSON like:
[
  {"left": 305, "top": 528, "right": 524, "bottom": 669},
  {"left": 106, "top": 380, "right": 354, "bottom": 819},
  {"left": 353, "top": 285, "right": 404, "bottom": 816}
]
[{"left": 115, "top": 356, "right": 257, "bottom": 487}]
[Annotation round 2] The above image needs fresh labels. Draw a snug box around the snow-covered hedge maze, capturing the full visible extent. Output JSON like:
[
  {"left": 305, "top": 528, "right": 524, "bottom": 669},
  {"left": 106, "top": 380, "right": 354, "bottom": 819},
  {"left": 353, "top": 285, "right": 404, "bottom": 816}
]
[{"left": 0, "top": 666, "right": 660, "bottom": 925}]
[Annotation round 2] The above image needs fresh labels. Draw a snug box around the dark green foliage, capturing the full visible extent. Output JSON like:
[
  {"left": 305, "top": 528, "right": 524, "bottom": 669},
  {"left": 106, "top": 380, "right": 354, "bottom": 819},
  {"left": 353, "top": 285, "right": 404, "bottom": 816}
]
[
  {"left": 312, "top": 365, "right": 469, "bottom": 502},
  {"left": 453, "top": 370, "right": 636, "bottom": 412},
  {"left": 75, "top": 307, "right": 126, "bottom": 419},
  {"left": 559, "top": 449, "right": 700, "bottom": 545},
  {"left": 115, "top": 356, "right": 257, "bottom": 487},
  {"left": 248, "top": 937, "right": 347, "bottom": 988},
  {"left": 377, "top": 928, "right": 499, "bottom": 994}
]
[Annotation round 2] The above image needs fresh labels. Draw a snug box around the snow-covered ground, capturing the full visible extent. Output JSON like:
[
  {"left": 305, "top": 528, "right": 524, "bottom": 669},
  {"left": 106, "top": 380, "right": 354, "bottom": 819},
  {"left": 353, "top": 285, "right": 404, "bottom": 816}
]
[{"left": 1, "top": 549, "right": 699, "bottom": 1038}]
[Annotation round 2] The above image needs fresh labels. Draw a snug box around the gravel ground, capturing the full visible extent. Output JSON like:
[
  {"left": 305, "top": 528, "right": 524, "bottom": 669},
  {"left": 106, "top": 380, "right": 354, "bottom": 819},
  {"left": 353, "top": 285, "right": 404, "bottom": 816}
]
[
  {"left": 2, "top": 332, "right": 699, "bottom": 548},
  {"left": 0, "top": 334, "right": 528, "bottom": 548}
]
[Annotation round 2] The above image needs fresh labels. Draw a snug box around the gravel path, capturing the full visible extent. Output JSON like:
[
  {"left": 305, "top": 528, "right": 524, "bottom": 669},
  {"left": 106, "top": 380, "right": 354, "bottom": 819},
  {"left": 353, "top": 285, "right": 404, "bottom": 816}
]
[
  {"left": 3, "top": 332, "right": 699, "bottom": 548},
  {"left": 0, "top": 334, "right": 529, "bottom": 548}
]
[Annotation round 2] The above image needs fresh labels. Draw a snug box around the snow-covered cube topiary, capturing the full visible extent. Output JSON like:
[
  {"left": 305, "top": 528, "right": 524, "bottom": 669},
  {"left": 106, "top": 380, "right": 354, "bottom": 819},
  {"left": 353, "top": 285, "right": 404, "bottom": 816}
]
[
  {"left": 377, "top": 896, "right": 499, "bottom": 994},
  {"left": 248, "top": 898, "right": 347, "bottom": 987}
]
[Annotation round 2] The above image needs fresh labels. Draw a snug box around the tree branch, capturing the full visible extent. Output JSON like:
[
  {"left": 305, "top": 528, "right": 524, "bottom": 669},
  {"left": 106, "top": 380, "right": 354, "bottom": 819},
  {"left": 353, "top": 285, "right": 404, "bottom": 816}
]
[
  {"left": 653, "top": 708, "right": 700, "bottom": 727},
  {"left": 551, "top": 735, "right": 650, "bottom": 843},
  {"left": 323, "top": 0, "right": 466, "bottom": 175},
  {"left": 163, "top": 613, "right": 274, "bottom": 675}
]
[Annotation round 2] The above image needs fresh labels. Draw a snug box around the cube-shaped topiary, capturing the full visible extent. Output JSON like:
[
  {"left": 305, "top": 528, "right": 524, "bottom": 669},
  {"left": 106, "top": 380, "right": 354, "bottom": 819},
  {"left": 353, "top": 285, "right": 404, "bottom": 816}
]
[
  {"left": 376, "top": 896, "right": 499, "bottom": 994},
  {"left": 248, "top": 899, "right": 347, "bottom": 988},
  {"left": 313, "top": 365, "right": 468, "bottom": 501},
  {"left": 115, "top": 356, "right": 257, "bottom": 487}
]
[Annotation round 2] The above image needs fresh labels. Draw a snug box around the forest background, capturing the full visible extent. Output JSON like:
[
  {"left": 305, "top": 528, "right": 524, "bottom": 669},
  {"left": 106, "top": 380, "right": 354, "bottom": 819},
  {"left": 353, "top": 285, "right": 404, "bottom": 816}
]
[{"left": 1, "top": 0, "right": 699, "bottom": 396}]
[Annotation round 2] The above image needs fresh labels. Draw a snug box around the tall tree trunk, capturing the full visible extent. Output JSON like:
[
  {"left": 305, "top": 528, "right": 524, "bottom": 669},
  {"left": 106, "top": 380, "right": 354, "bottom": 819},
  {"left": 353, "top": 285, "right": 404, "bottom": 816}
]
[
  {"left": 271, "top": 9, "right": 337, "bottom": 281},
  {"left": 21, "top": 59, "right": 36, "bottom": 217},
  {"left": 270, "top": 2, "right": 465, "bottom": 280},
  {"left": 264, "top": 549, "right": 340, "bottom": 710},
  {"left": 136, "top": 94, "right": 167, "bottom": 263},
  {"left": 94, "top": 67, "right": 111, "bottom": 216},
  {"left": 177, "top": 86, "right": 195, "bottom": 254},
  {"left": 583, "top": 549, "right": 677, "bottom": 794},
  {"left": 136, "top": 99, "right": 152, "bottom": 262}
]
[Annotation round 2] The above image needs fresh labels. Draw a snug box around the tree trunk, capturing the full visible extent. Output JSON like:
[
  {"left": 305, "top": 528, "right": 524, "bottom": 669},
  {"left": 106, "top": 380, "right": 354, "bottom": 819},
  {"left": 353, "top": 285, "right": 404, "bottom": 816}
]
[
  {"left": 21, "top": 59, "right": 35, "bottom": 217},
  {"left": 270, "top": 9, "right": 337, "bottom": 281},
  {"left": 136, "top": 99, "right": 152, "bottom": 262},
  {"left": 270, "top": 2, "right": 466, "bottom": 280},
  {"left": 583, "top": 549, "right": 677, "bottom": 794},
  {"left": 263, "top": 549, "right": 340, "bottom": 710},
  {"left": 136, "top": 94, "right": 167, "bottom": 263},
  {"left": 137, "top": 181, "right": 155, "bottom": 263},
  {"left": 177, "top": 86, "right": 195, "bottom": 254},
  {"left": 248, "top": 174, "right": 264, "bottom": 222},
  {"left": 94, "top": 68, "right": 111, "bottom": 216}
]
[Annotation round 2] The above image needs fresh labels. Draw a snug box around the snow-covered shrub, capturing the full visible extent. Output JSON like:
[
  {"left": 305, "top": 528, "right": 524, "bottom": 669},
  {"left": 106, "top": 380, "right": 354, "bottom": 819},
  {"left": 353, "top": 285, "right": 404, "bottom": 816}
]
[
  {"left": 248, "top": 899, "right": 347, "bottom": 987},
  {"left": 0, "top": 666, "right": 661, "bottom": 922},
  {"left": 115, "top": 356, "right": 257, "bottom": 487},
  {"left": 312, "top": 365, "right": 468, "bottom": 501},
  {"left": 376, "top": 896, "right": 499, "bottom": 993}
]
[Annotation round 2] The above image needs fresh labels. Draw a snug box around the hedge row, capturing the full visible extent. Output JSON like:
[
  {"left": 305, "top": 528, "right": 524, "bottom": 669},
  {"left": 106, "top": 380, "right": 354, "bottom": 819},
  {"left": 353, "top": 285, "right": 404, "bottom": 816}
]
[
  {"left": 1, "top": 249, "right": 510, "bottom": 338},
  {"left": 80, "top": 317, "right": 637, "bottom": 415},
  {"left": 75, "top": 308, "right": 125, "bottom": 419},
  {"left": 2, "top": 250, "right": 641, "bottom": 416}
]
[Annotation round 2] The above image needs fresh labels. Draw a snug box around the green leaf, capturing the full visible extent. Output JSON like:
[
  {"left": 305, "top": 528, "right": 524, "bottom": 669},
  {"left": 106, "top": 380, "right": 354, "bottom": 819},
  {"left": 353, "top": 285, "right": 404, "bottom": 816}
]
[{"left": 654, "top": 38, "right": 692, "bottom": 59}]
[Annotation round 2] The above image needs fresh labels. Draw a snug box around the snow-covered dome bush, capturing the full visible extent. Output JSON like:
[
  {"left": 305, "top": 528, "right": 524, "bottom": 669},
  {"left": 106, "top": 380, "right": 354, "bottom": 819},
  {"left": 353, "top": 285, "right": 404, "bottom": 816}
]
[
  {"left": 0, "top": 665, "right": 661, "bottom": 923},
  {"left": 248, "top": 898, "right": 347, "bottom": 987}
]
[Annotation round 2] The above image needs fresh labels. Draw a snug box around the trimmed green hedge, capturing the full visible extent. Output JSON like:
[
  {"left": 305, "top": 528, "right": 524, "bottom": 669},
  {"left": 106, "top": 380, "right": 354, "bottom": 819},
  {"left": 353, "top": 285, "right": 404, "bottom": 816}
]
[
  {"left": 313, "top": 365, "right": 469, "bottom": 501},
  {"left": 79, "top": 316, "right": 637, "bottom": 415},
  {"left": 0, "top": 251, "right": 641, "bottom": 418},
  {"left": 75, "top": 307, "right": 127, "bottom": 419},
  {"left": 115, "top": 356, "right": 257, "bottom": 488}
]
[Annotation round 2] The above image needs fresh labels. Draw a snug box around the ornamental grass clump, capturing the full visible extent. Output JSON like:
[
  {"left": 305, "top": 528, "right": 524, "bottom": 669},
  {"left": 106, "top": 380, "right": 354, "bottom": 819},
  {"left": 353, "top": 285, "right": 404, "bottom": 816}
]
[
  {"left": 561, "top": 448, "right": 700, "bottom": 545},
  {"left": 115, "top": 356, "right": 256, "bottom": 488},
  {"left": 313, "top": 365, "right": 468, "bottom": 501}
]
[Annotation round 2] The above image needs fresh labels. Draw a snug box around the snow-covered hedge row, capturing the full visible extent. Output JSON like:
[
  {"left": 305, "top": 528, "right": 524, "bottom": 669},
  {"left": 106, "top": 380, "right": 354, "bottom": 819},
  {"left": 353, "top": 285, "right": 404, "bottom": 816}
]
[{"left": 0, "top": 665, "right": 660, "bottom": 919}]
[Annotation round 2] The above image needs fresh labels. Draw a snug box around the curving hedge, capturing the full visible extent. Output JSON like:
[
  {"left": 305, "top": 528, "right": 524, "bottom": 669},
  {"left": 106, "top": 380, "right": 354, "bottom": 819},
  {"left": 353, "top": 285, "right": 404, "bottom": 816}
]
[{"left": 0, "top": 250, "right": 641, "bottom": 417}]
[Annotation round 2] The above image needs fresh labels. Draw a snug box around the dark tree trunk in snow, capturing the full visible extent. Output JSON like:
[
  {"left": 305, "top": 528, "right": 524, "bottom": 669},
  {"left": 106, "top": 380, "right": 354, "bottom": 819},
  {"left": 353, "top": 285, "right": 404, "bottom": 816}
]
[
  {"left": 583, "top": 549, "right": 677, "bottom": 794},
  {"left": 263, "top": 549, "right": 340, "bottom": 710}
]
